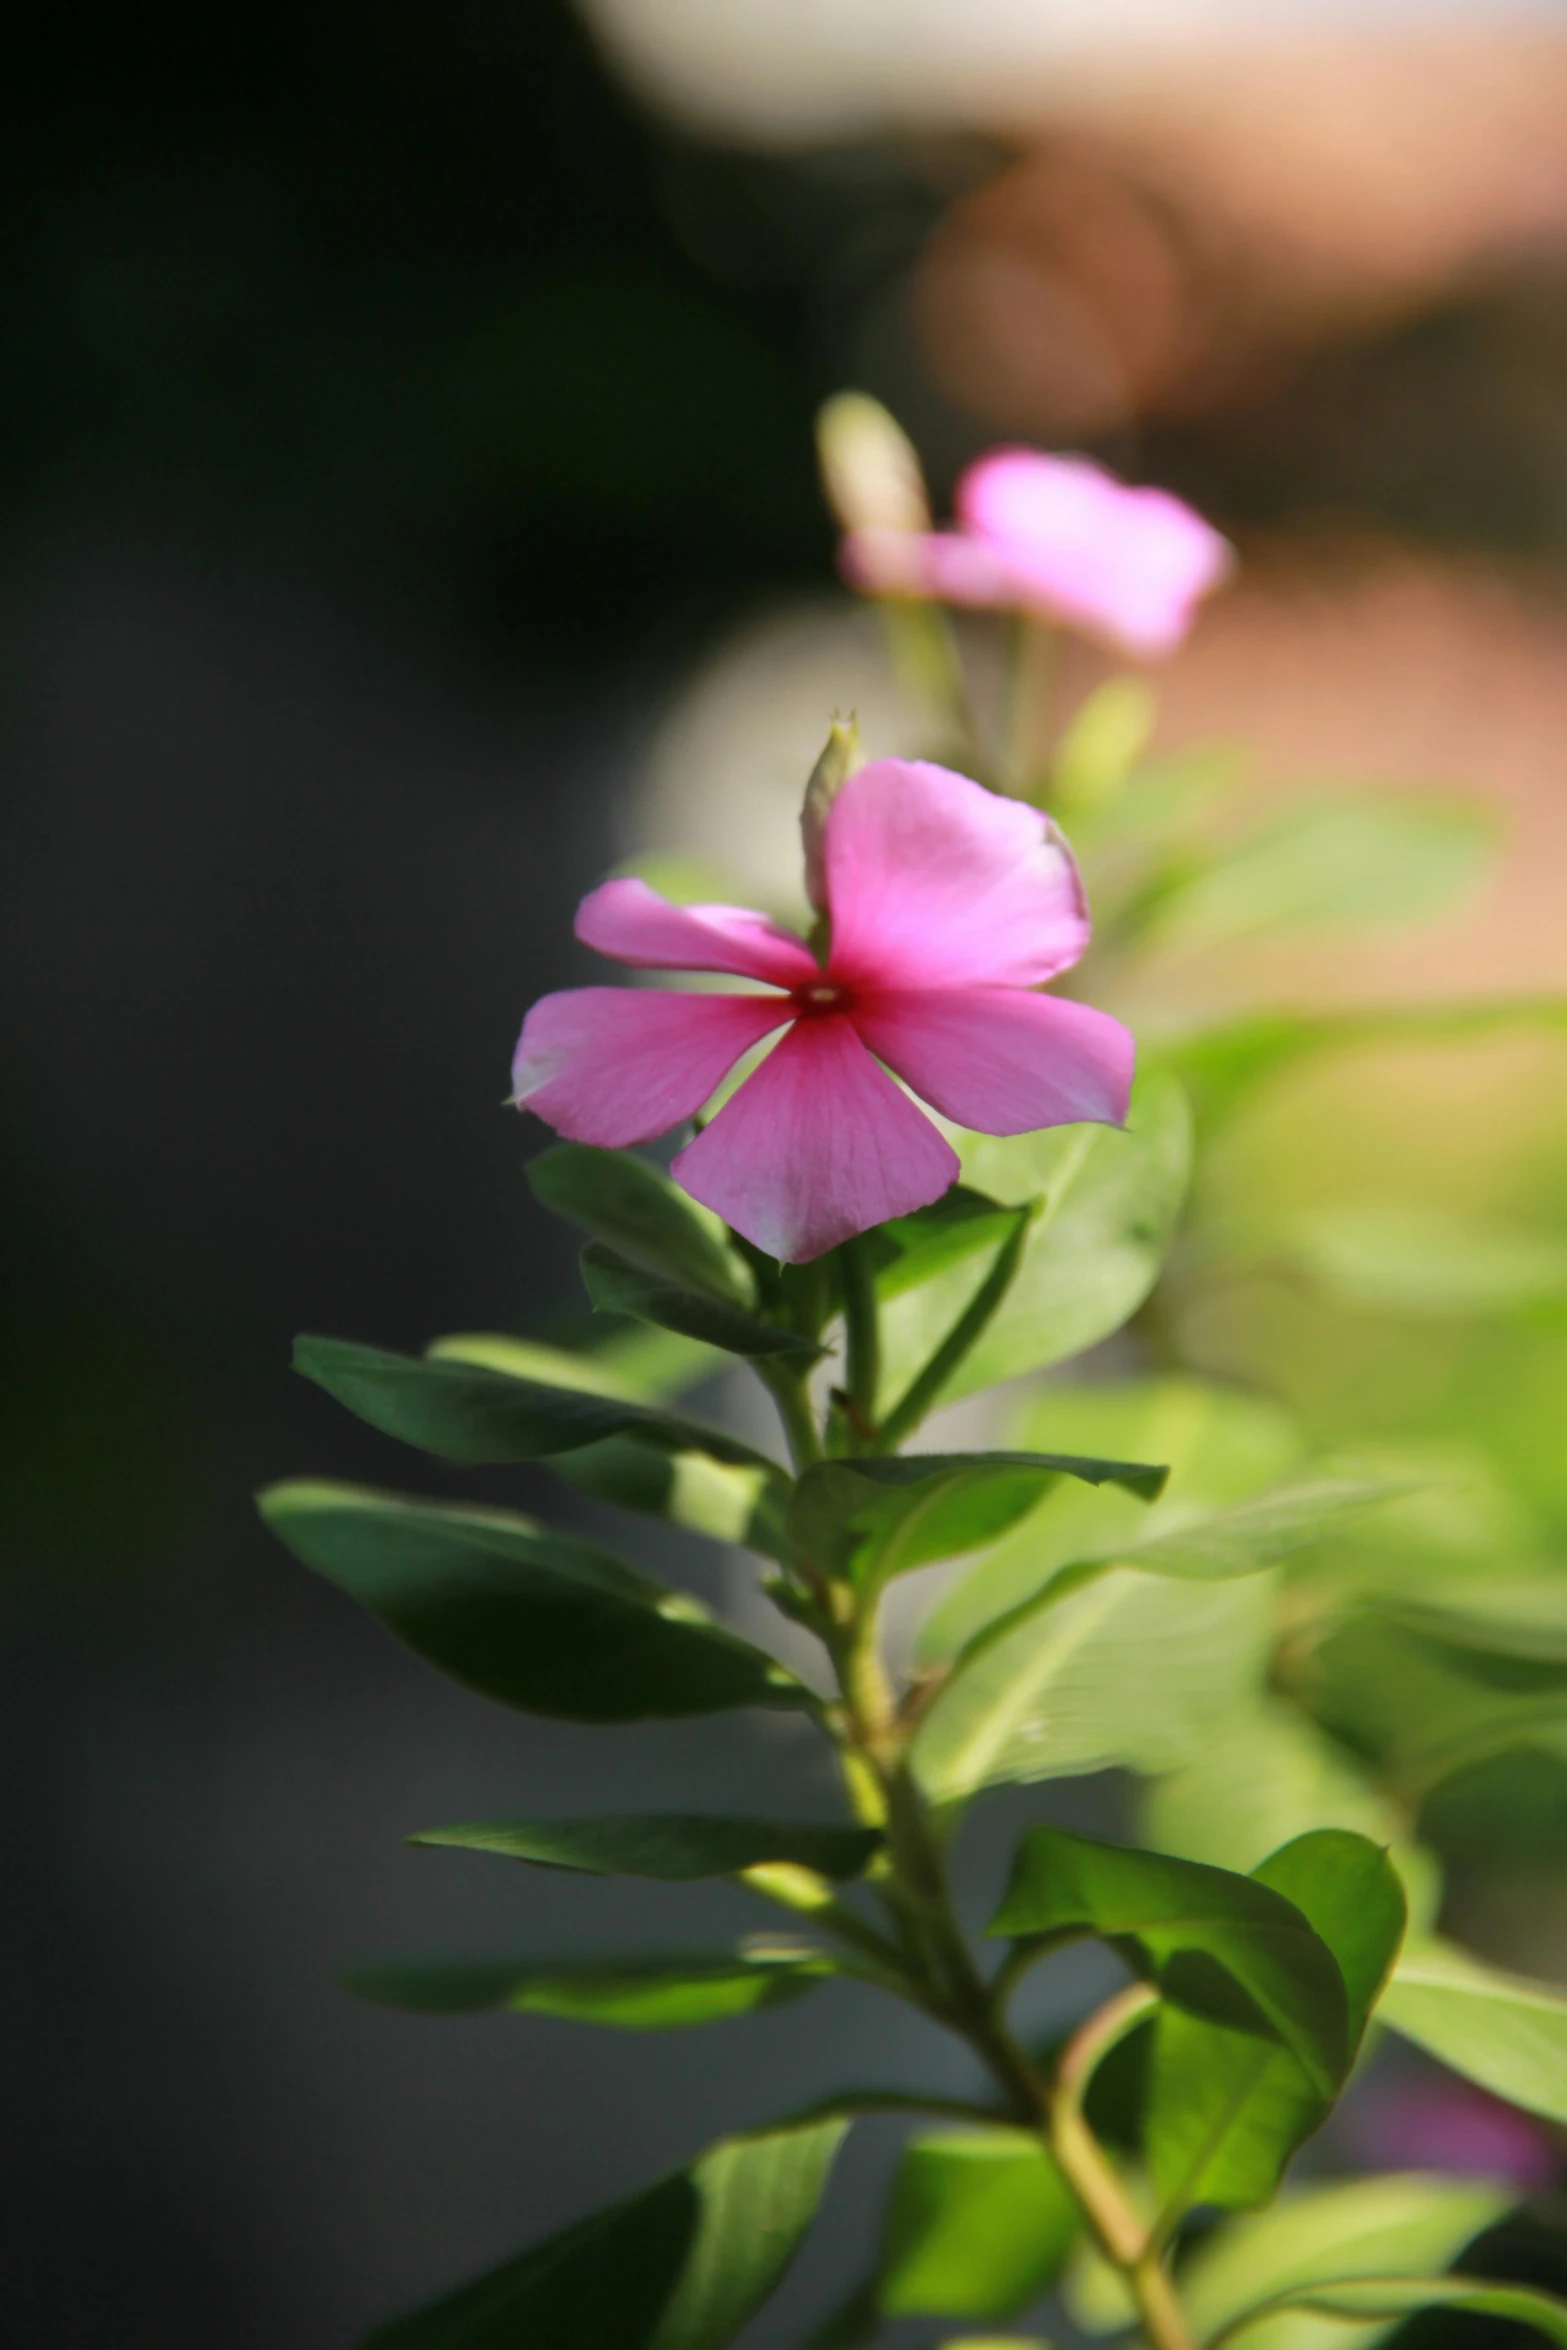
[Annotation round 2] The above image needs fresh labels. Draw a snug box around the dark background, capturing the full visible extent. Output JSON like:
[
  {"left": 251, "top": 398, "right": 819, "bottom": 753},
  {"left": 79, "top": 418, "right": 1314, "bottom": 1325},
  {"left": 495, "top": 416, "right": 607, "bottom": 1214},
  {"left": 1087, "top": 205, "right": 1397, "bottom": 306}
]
[
  {"left": 0, "top": 7, "right": 1041, "bottom": 2342},
  {"left": 10, "top": 5, "right": 1567, "bottom": 2344}
]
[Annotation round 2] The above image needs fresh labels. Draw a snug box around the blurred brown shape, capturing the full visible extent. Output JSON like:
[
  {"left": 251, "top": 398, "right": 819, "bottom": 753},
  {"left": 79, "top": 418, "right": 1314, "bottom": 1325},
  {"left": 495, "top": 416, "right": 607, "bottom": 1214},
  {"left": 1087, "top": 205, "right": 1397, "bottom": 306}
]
[{"left": 917, "top": 30, "right": 1567, "bottom": 438}]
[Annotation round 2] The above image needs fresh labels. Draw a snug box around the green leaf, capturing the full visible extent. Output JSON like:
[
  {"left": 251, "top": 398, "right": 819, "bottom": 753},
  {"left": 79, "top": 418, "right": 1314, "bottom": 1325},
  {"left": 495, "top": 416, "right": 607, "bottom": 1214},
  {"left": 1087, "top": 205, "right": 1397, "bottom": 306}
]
[
  {"left": 1309, "top": 1617, "right": 1567, "bottom": 1799},
  {"left": 581, "top": 1241, "right": 818, "bottom": 1361},
  {"left": 1283, "top": 1205, "right": 1567, "bottom": 1319},
  {"left": 989, "top": 1828, "right": 1350, "bottom": 2096},
  {"left": 877, "top": 2130, "right": 1079, "bottom": 2322},
  {"left": 551, "top": 1437, "right": 790, "bottom": 1560},
  {"left": 787, "top": 1451, "right": 1166, "bottom": 1592},
  {"left": 1142, "top": 1701, "right": 1441, "bottom": 1929},
  {"left": 867, "top": 1189, "right": 1028, "bottom": 1301},
  {"left": 293, "top": 1334, "right": 775, "bottom": 1469},
  {"left": 919, "top": 1377, "right": 1303, "bottom": 1664},
  {"left": 428, "top": 1326, "right": 717, "bottom": 1403},
  {"left": 876, "top": 1068, "right": 1192, "bottom": 1405},
  {"left": 1166, "top": 999, "right": 1567, "bottom": 1144},
  {"left": 1113, "top": 1477, "right": 1406, "bottom": 1581},
  {"left": 1381, "top": 1938, "right": 1567, "bottom": 2121},
  {"left": 1143, "top": 1832, "right": 1405, "bottom": 2216},
  {"left": 1177, "top": 2174, "right": 1515, "bottom": 2350},
  {"left": 257, "top": 1480, "right": 806, "bottom": 1721},
  {"left": 360, "top": 2112, "right": 847, "bottom": 2350},
  {"left": 408, "top": 1815, "right": 881, "bottom": 1881},
  {"left": 912, "top": 1564, "right": 1275, "bottom": 1802},
  {"left": 1211, "top": 2277, "right": 1567, "bottom": 2350},
  {"left": 1146, "top": 792, "right": 1496, "bottom": 954},
  {"left": 424, "top": 1331, "right": 788, "bottom": 1550},
  {"left": 528, "top": 1143, "right": 751, "bottom": 1303},
  {"left": 346, "top": 1947, "right": 831, "bottom": 2028}
]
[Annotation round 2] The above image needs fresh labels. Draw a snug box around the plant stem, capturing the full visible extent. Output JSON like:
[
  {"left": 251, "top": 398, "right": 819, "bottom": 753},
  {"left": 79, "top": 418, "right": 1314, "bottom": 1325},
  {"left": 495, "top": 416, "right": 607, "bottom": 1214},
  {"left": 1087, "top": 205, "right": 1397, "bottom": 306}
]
[
  {"left": 875, "top": 1204, "right": 1032, "bottom": 1451},
  {"left": 758, "top": 1361, "right": 823, "bottom": 1471},
  {"left": 838, "top": 1238, "right": 880, "bottom": 1443},
  {"left": 829, "top": 1591, "right": 1195, "bottom": 2348},
  {"left": 1050, "top": 1983, "right": 1194, "bottom": 2350}
]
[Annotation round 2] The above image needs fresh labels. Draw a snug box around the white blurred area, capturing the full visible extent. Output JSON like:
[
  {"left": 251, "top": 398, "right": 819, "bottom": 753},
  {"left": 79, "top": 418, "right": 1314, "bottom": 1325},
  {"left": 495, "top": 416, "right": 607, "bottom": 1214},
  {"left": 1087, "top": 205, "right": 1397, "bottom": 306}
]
[
  {"left": 603, "top": 0, "right": 1567, "bottom": 1009},
  {"left": 580, "top": 0, "right": 1567, "bottom": 145}
]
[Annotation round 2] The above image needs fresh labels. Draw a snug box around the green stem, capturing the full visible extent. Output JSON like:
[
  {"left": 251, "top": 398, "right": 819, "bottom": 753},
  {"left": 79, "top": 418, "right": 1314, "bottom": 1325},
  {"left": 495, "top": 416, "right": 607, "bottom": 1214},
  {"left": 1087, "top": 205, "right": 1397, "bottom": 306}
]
[
  {"left": 1000, "top": 613, "right": 1060, "bottom": 798},
  {"left": 838, "top": 1237, "right": 881, "bottom": 1443},
  {"left": 758, "top": 1361, "right": 823, "bottom": 1471},
  {"left": 875, "top": 1204, "right": 1032, "bottom": 1450},
  {"left": 879, "top": 599, "right": 980, "bottom": 766},
  {"left": 1049, "top": 1983, "right": 1193, "bottom": 2350}
]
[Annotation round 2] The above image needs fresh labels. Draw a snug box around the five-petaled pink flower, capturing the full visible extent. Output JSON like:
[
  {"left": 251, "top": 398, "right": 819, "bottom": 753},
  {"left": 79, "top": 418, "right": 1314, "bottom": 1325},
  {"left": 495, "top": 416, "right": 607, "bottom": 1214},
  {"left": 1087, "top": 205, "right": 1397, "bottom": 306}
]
[
  {"left": 842, "top": 448, "right": 1232, "bottom": 660},
  {"left": 512, "top": 759, "right": 1134, "bottom": 1263}
]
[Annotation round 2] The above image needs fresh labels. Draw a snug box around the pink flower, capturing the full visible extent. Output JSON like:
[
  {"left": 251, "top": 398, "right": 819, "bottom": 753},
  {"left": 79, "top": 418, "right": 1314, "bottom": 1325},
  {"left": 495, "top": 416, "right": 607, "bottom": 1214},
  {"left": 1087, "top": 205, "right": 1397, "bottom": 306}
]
[
  {"left": 512, "top": 759, "right": 1134, "bottom": 1263},
  {"left": 842, "top": 448, "right": 1232, "bottom": 659},
  {"left": 1353, "top": 2078, "right": 1559, "bottom": 2192}
]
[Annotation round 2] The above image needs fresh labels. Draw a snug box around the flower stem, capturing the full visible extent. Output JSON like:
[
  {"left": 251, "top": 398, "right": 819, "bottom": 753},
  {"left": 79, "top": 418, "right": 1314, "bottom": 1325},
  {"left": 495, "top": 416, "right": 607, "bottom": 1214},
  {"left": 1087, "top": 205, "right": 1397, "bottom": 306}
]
[
  {"left": 875, "top": 1204, "right": 1032, "bottom": 1450},
  {"left": 838, "top": 1237, "right": 881, "bottom": 1443},
  {"left": 758, "top": 1361, "right": 823, "bottom": 1471}
]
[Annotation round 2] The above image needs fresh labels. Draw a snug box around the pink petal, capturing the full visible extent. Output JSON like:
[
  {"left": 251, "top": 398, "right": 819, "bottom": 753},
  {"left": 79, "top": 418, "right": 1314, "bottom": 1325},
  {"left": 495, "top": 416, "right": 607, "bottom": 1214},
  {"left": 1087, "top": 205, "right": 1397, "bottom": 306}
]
[
  {"left": 672, "top": 1015, "right": 959, "bottom": 1262},
  {"left": 512, "top": 986, "right": 789, "bottom": 1148},
  {"left": 822, "top": 758, "right": 1090, "bottom": 992},
  {"left": 575, "top": 875, "right": 818, "bottom": 988},
  {"left": 854, "top": 986, "right": 1134, "bottom": 1135},
  {"left": 957, "top": 449, "right": 1232, "bottom": 658},
  {"left": 839, "top": 525, "right": 1010, "bottom": 606}
]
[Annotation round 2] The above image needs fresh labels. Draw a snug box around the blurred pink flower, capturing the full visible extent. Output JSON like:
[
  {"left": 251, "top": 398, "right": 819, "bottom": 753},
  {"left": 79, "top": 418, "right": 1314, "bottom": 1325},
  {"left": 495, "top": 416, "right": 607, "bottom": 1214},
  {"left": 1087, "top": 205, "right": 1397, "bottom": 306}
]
[
  {"left": 512, "top": 759, "right": 1133, "bottom": 1262},
  {"left": 1354, "top": 2078, "right": 1559, "bottom": 2192},
  {"left": 842, "top": 448, "right": 1232, "bottom": 658}
]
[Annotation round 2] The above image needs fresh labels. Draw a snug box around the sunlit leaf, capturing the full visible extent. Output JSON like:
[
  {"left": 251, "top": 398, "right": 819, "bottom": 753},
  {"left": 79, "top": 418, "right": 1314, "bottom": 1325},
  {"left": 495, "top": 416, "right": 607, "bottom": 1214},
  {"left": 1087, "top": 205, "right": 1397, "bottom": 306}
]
[
  {"left": 346, "top": 1947, "right": 832, "bottom": 2028},
  {"left": 913, "top": 1565, "right": 1275, "bottom": 1803},
  {"left": 1145, "top": 793, "right": 1496, "bottom": 955},
  {"left": 360, "top": 2113, "right": 848, "bottom": 2349},
  {"left": 1177, "top": 2173, "right": 1513, "bottom": 2350},
  {"left": 258, "top": 1480, "right": 806, "bottom": 1720},
  {"left": 1381, "top": 1939, "right": 1567, "bottom": 2122},
  {"left": 1165, "top": 999, "right": 1567, "bottom": 1144},
  {"left": 918, "top": 1377, "right": 1302, "bottom": 1664},
  {"left": 1142, "top": 1701, "right": 1441, "bottom": 1928},
  {"left": 1210, "top": 2276, "right": 1567, "bottom": 2350},
  {"left": 877, "top": 2131, "right": 1078, "bottom": 2322},
  {"left": 552, "top": 1436, "right": 790, "bottom": 1560},
  {"left": 428, "top": 1326, "right": 717, "bottom": 1402},
  {"left": 409, "top": 1815, "right": 880, "bottom": 1882},
  {"left": 876, "top": 1069, "right": 1192, "bottom": 1406},
  {"left": 1284, "top": 1205, "right": 1567, "bottom": 1318}
]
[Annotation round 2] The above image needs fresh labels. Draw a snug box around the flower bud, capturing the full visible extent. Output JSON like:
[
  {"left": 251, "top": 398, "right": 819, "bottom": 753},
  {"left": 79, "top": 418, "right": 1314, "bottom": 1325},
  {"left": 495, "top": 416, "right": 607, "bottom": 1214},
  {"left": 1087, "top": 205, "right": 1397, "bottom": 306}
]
[
  {"left": 800, "top": 715, "right": 864, "bottom": 915},
  {"left": 815, "top": 392, "right": 931, "bottom": 537}
]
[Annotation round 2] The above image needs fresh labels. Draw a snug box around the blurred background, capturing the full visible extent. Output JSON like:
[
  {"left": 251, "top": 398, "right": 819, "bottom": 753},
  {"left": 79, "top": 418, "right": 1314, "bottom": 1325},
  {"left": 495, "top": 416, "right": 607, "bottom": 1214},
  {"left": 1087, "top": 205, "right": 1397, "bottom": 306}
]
[{"left": 12, "top": 2, "right": 1567, "bottom": 2342}]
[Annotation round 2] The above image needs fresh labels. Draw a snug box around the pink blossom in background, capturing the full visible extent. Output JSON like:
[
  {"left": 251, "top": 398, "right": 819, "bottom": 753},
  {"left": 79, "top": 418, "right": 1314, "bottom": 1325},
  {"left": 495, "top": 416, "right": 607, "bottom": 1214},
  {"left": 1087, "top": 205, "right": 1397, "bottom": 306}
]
[
  {"left": 842, "top": 447, "right": 1232, "bottom": 659},
  {"left": 511, "top": 759, "right": 1134, "bottom": 1262},
  {"left": 1353, "top": 2077, "right": 1558, "bottom": 2192}
]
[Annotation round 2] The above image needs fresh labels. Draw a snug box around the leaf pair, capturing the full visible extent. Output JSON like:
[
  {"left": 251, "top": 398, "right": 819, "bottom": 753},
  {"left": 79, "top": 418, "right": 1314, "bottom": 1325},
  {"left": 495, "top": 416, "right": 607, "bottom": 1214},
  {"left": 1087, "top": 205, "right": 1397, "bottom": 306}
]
[
  {"left": 993, "top": 1827, "right": 1406, "bottom": 2215},
  {"left": 346, "top": 1813, "right": 881, "bottom": 2036}
]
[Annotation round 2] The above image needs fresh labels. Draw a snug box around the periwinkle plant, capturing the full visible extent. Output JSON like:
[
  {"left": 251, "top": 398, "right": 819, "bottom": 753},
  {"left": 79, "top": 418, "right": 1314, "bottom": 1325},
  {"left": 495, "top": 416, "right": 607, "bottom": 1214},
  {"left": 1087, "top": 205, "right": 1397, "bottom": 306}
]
[{"left": 262, "top": 420, "right": 1567, "bottom": 2350}]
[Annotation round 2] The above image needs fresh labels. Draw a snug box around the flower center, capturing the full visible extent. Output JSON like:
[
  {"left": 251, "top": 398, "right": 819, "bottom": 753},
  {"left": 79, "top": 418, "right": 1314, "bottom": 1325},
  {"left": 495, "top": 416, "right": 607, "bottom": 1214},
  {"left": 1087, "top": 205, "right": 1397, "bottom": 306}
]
[{"left": 794, "top": 979, "right": 850, "bottom": 1018}]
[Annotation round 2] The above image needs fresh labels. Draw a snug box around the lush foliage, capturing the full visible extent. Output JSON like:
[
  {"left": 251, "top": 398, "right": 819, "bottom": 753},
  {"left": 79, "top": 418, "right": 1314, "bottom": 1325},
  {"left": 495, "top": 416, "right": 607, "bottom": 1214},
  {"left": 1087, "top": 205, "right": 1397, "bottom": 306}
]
[{"left": 263, "top": 405, "right": 1567, "bottom": 2349}]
